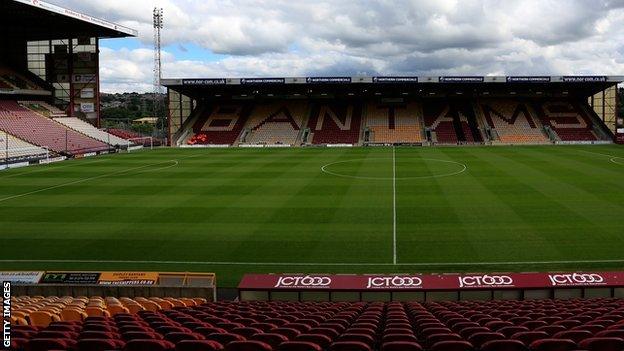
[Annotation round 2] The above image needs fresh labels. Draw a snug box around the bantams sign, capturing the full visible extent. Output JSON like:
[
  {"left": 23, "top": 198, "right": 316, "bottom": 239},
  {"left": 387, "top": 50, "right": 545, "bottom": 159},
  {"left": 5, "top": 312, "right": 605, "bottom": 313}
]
[{"left": 240, "top": 271, "right": 621, "bottom": 291}]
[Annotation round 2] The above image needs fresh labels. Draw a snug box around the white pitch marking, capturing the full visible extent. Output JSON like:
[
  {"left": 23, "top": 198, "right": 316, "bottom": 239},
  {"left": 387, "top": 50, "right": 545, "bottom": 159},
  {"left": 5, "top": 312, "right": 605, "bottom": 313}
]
[
  {"left": 392, "top": 146, "right": 397, "bottom": 265},
  {"left": 320, "top": 157, "right": 467, "bottom": 180},
  {"left": 0, "top": 158, "right": 111, "bottom": 179},
  {"left": 0, "top": 151, "right": 215, "bottom": 203},
  {"left": 577, "top": 149, "right": 624, "bottom": 165},
  {"left": 0, "top": 160, "right": 179, "bottom": 203},
  {"left": 3, "top": 258, "right": 624, "bottom": 266}
]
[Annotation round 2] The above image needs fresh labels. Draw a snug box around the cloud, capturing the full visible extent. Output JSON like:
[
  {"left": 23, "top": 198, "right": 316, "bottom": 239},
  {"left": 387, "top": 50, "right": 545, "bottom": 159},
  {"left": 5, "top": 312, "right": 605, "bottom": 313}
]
[{"left": 52, "top": 0, "right": 624, "bottom": 92}]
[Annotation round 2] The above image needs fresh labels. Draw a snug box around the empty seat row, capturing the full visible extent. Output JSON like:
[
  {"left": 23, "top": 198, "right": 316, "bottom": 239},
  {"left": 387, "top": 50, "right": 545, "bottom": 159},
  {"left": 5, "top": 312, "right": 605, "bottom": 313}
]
[{"left": 10, "top": 297, "right": 624, "bottom": 350}]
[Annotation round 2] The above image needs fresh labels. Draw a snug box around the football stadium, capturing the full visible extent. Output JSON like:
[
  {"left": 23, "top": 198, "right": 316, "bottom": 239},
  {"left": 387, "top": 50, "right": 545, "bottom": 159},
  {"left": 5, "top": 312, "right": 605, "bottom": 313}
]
[{"left": 2, "top": 1, "right": 624, "bottom": 351}]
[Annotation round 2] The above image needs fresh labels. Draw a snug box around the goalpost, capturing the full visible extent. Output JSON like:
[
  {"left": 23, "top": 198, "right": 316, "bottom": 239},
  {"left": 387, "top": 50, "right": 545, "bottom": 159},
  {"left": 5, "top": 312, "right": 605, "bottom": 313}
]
[
  {"left": 126, "top": 137, "right": 154, "bottom": 153},
  {"left": 0, "top": 146, "right": 50, "bottom": 168}
]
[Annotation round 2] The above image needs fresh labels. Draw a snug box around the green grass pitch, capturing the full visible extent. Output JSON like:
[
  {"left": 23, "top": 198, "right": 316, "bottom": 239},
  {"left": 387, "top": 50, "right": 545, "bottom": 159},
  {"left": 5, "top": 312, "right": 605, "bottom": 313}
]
[{"left": 0, "top": 145, "right": 623, "bottom": 287}]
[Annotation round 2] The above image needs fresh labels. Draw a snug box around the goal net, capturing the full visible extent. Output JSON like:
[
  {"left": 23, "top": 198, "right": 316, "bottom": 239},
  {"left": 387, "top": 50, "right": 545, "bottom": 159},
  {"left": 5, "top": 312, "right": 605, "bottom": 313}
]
[{"left": 0, "top": 146, "right": 49, "bottom": 164}]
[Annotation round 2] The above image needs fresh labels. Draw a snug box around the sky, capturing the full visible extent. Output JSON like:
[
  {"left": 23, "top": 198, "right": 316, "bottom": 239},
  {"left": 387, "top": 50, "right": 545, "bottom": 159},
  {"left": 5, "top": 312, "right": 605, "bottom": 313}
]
[{"left": 52, "top": 0, "right": 624, "bottom": 93}]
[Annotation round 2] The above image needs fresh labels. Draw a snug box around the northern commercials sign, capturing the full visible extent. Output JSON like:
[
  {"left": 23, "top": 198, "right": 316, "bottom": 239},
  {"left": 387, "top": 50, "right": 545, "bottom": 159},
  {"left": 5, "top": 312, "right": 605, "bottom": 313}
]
[
  {"left": 438, "top": 76, "right": 484, "bottom": 83},
  {"left": 373, "top": 76, "right": 419, "bottom": 83},
  {"left": 306, "top": 77, "right": 352, "bottom": 84},
  {"left": 239, "top": 271, "right": 622, "bottom": 291}
]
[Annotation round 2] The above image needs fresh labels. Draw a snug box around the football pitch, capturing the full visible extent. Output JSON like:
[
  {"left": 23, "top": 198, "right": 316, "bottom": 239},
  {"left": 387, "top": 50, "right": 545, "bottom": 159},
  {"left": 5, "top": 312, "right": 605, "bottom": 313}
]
[{"left": 1, "top": 145, "right": 623, "bottom": 287}]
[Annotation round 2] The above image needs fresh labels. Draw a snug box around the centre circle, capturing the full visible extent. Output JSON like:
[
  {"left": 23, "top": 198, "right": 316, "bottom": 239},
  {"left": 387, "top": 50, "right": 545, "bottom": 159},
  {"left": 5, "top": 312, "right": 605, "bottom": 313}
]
[{"left": 321, "top": 157, "right": 467, "bottom": 180}]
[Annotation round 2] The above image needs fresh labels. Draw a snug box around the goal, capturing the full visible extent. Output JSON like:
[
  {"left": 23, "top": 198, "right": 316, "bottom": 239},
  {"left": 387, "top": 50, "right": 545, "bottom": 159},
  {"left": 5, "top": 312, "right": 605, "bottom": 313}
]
[
  {"left": 127, "top": 137, "right": 153, "bottom": 152},
  {"left": 0, "top": 146, "right": 49, "bottom": 165}
]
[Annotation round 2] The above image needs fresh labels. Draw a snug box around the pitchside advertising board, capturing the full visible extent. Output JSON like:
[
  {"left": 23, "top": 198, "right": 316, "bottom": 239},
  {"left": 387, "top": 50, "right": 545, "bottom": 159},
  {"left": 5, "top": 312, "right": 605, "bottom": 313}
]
[
  {"left": 0, "top": 272, "right": 43, "bottom": 284},
  {"left": 239, "top": 272, "right": 623, "bottom": 291},
  {"left": 98, "top": 272, "right": 158, "bottom": 286},
  {"left": 617, "top": 116, "right": 624, "bottom": 144},
  {"left": 1, "top": 271, "right": 161, "bottom": 285},
  {"left": 40, "top": 272, "right": 101, "bottom": 285}
]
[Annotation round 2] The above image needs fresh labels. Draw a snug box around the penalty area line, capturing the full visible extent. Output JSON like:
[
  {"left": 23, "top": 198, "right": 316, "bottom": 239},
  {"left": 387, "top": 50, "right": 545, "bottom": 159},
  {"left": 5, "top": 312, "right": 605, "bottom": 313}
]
[
  {"left": 3, "top": 259, "right": 624, "bottom": 266},
  {"left": 0, "top": 160, "right": 179, "bottom": 203}
]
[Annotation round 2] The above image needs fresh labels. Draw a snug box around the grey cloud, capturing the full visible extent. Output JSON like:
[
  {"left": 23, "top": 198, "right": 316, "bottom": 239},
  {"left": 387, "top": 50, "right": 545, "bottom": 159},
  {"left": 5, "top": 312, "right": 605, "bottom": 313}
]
[{"left": 50, "top": 0, "right": 624, "bottom": 92}]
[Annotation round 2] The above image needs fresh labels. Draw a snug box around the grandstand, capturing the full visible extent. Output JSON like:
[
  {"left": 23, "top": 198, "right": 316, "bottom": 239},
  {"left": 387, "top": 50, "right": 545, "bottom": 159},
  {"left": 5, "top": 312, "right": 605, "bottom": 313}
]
[
  {"left": 0, "top": 100, "right": 110, "bottom": 155},
  {"left": 188, "top": 104, "right": 251, "bottom": 145},
  {"left": 307, "top": 102, "right": 363, "bottom": 145},
  {"left": 533, "top": 100, "right": 603, "bottom": 142},
  {"left": 0, "top": 132, "right": 48, "bottom": 162},
  {"left": 2, "top": 1, "right": 624, "bottom": 351},
  {"left": 365, "top": 102, "right": 424, "bottom": 144},
  {"left": 9, "top": 296, "right": 624, "bottom": 351},
  {"left": 166, "top": 78, "right": 621, "bottom": 147},
  {"left": 477, "top": 99, "right": 550, "bottom": 144},
  {"left": 242, "top": 102, "right": 308, "bottom": 145},
  {"left": 54, "top": 117, "right": 129, "bottom": 146},
  {"left": 0, "top": 0, "right": 137, "bottom": 165}
]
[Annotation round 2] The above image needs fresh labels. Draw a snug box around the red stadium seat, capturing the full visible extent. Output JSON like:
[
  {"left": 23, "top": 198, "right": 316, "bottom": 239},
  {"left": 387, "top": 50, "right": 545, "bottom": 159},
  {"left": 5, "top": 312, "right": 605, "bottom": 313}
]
[
  {"left": 467, "top": 332, "right": 506, "bottom": 348},
  {"left": 27, "top": 338, "right": 77, "bottom": 351},
  {"left": 481, "top": 340, "right": 528, "bottom": 351},
  {"left": 10, "top": 338, "right": 29, "bottom": 351},
  {"left": 512, "top": 331, "right": 550, "bottom": 346},
  {"left": 528, "top": 338, "right": 577, "bottom": 351},
  {"left": 165, "top": 332, "right": 205, "bottom": 343},
  {"left": 122, "top": 331, "right": 164, "bottom": 340},
  {"left": 308, "top": 328, "right": 339, "bottom": 340},
  {"left": 535, "top": 325, "right": 566, "bottom": 336},
  {"left": 578, "top": 337, "right": 624, "bottom": 351},
  {"left": 232, "top": 327, "right": 264, "bottom": 338},
  {"left": 77, "top": 338, "right": 125, "bottom": 351},
  {"left": 430, "top": 340, "right": 475, "bottom": 351},
  {"left": 206, "top": 333, "right": 247, "bottom": 345},
  {"left": 498, "top": 326, "right": 530, "bottom": 338},
  {"left": 175, "top": 340, "right": 225, "bottom": 351},
  {"left": 597, "top": 330, "right": 624, "bottom": 338},
  {"left": 295, "top": 334, "right": 332, "bottom": 348},
  {"left": 552, "top": 330, "right": 592, "bottom": 343},
  {"left": 382, "top": 333, "right": 418, "bottom": 343},
  {"left": 251, "top": 333, "right": 288, "bottom": 348},
  {"left": 34, "top": 330, "right": 79, "bottom": 340},
  {"left": 271, "top": 328, "right": 301, "bottom": 340},
  {"left": 426, "top": 333, "right": 464, "bottom": 347},
  {"left": 123, "top": 339, "right": 176, "bottom": 351},
  {"left": 225, "top": 340, "right": 273, "bottom": 351},
  {"left": 278, "top": 341, "right": 322, "bottom": 351},
  {"left": 381, "top": 341, "right": 423, "bottom": 351},
  {"left": 337, "top": 333, "right": 375, "bottom": 347},
  {"left": 328, "top": 341, "right": 372, "bottom": 351}
]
